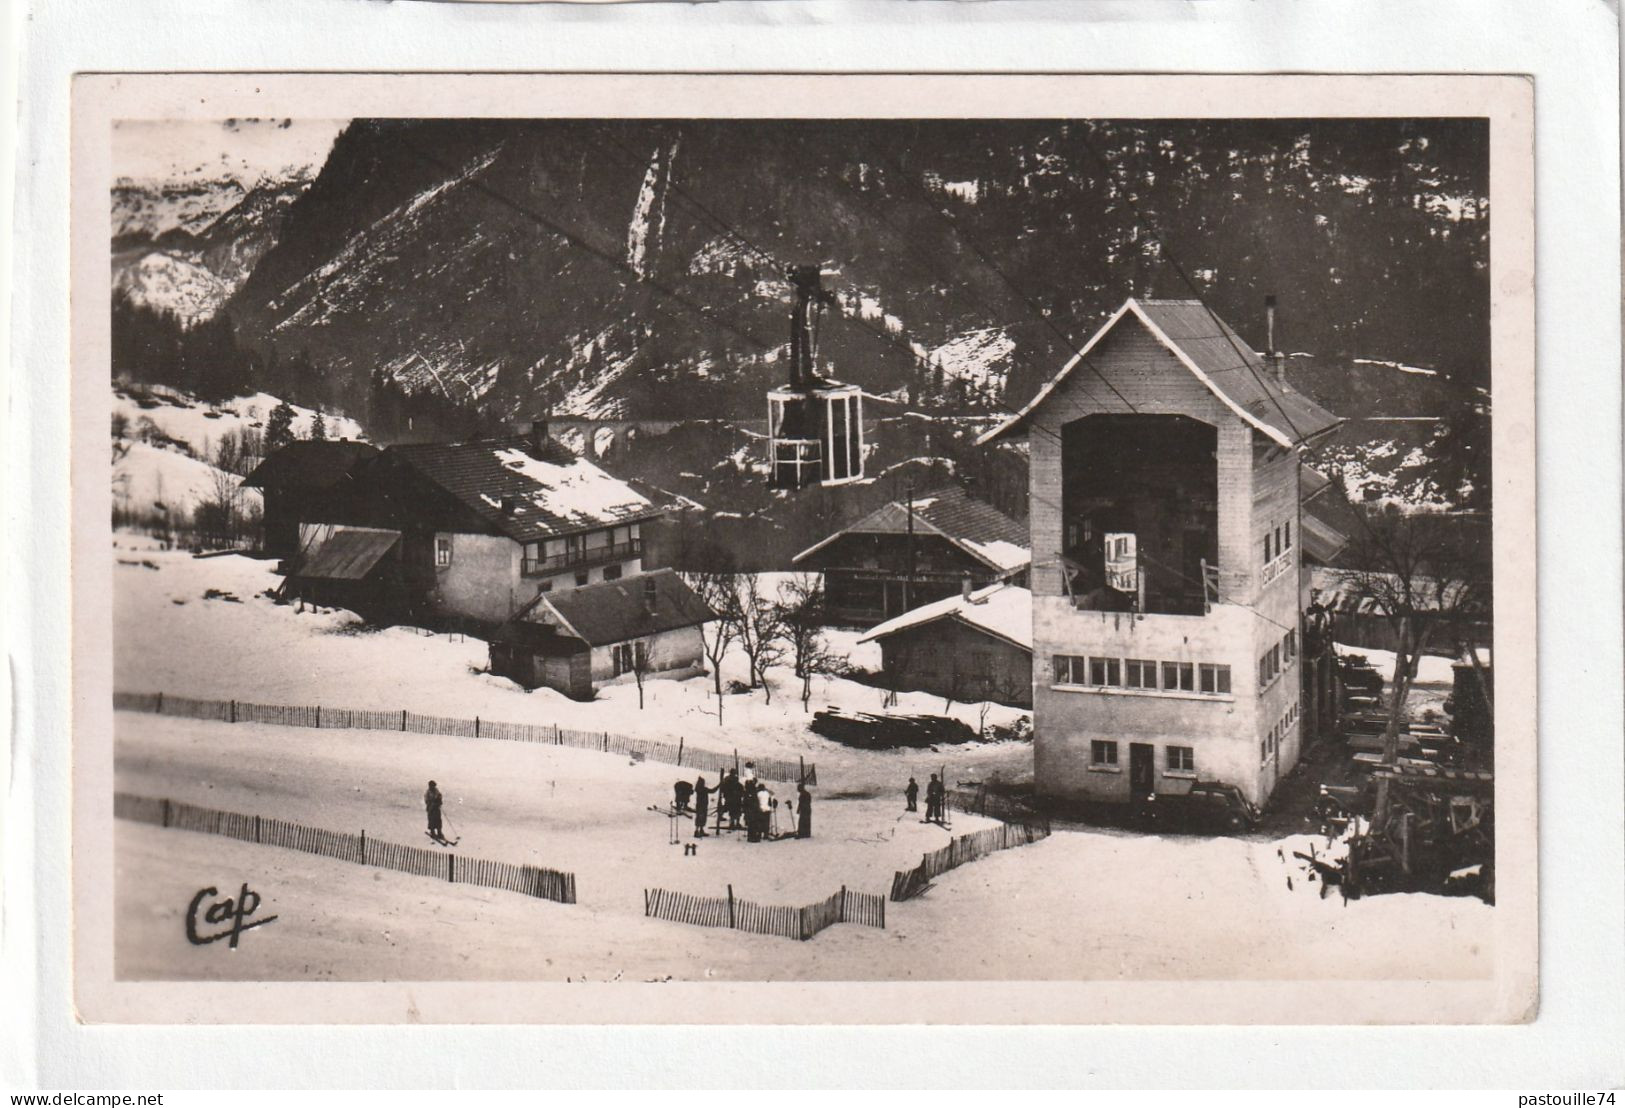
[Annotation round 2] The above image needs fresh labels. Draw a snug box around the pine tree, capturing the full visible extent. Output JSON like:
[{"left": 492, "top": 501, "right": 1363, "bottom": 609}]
[
  {"left": 265, "top": 401, "right": 297, "bottom": 453},
  {"left": 309, "top": 410, "right": 327, "bottom": 441}
]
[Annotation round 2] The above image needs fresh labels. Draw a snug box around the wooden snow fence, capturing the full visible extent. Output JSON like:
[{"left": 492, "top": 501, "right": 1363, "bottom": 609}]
[
  {"left": 114, "top": 690, "right": 815, "bottom": 785},
  {"left": 114, "top": 792, "right": 576, "bottom": 905},
  {"left": 889, "top": 819, "right": 1052, "bottom": 902},
  {"left": 643, "top": 884, "right": 884, "bottom": 941}
]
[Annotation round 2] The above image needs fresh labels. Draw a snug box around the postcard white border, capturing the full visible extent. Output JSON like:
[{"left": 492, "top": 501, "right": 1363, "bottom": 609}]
[{"left": 6, "top": 0, "right": 1620, "bottom": 1089}]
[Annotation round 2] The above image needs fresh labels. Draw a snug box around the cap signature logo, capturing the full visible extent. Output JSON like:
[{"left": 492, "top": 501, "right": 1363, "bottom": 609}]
[{"left": 185, "top": 883, "right": 278, "bottom": 948}]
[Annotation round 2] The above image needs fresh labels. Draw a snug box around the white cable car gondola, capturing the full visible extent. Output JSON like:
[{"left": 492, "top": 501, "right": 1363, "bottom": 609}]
[{"left": 767, "top": 265, "right": 865, "bottom": 490}]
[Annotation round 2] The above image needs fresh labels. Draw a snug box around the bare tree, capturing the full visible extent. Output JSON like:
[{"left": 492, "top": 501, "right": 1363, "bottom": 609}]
[
  {"left": 630, "top": 640, "right": 651, "bottom": 710},
  {"left": 1338, "top": 505, "right": 1489, "bottom": 813},
  {"left": 729, "top": 573, "right": 788, "bottom": 704},
  {"left": 683, "top": 571, "right": 738, "bottom": 699}
]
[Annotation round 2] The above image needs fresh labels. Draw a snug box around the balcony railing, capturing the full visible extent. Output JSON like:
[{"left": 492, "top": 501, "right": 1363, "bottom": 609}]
[{"left": 522, "top": 539, "right": 641, "bottom": 577}]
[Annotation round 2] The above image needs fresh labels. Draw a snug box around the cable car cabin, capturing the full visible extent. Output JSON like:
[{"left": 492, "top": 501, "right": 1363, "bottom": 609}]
[{"left": 767, "top": 381, "right": 864, "bottom": 490}]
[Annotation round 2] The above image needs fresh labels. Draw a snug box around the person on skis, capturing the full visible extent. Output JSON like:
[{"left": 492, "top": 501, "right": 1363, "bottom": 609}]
[
  {"left": 424, "top": 780, "right": 444, "bottom": 841},
  {"left": 905, "top": 777, "right": 919, "bottom": 813}
]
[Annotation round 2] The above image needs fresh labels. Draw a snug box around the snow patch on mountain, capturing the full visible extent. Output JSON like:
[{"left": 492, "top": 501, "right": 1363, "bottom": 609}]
[
  {"left": 930, "top": 327, "right": 1017, "bottom": 393},
  {"left": 626, "top": 141, "right": 679, "bottom": 279},
  {"left": 113, "top": 252, "right": 231, "bottom": 326}
]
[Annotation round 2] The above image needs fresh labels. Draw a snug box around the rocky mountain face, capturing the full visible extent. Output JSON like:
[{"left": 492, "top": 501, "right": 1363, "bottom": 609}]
[
  {"left": 112, "top": 175, "right": 311, "bottom": 325},
  {"left": 221, "top": 118, "right": 1490, "bottom": 436}
]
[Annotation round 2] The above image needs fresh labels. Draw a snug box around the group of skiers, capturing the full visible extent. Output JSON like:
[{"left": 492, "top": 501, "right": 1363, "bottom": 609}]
[{"left": 673, "top": 763, "right": 813, "bottom": 842}]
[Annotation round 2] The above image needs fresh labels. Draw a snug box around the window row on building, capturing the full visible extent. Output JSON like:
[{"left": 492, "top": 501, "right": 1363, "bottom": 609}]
[
  {"left": 1055, "top": 654, "right": 1231, "bottom": 696},
  {"left": 1258, "top": 628, "right": 1298, "bottom": 689},
  {"left": 1262, "top": 518, "right": 1293, "bottom": 566},
  {"left": 1262, "top": 699, "right": 1301, "bottom": 764},
  {"left": 1089, "top": 740, "right": 1196, "bottom": 773}
]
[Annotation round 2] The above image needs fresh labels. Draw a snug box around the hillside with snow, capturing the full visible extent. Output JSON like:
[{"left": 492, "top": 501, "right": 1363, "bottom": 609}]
[{"left": 112, "top": 385, "right": 363, "bottom": 523}]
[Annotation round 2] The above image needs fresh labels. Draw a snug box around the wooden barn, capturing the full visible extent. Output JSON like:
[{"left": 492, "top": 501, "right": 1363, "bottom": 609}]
[
  {"left": 242, "top": 439, "right": 378, "bottom": 558},
  {"left": 792, "top": 485, "right": 1030, "bottom": 626},
  {"left": 858, "top": 581, "right": 1034, "bottom": 707}
]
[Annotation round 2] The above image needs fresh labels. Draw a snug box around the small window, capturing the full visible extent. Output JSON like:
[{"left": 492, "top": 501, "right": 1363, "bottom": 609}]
[
  {"left": 1263, "top": 534, "right": 1273, "bottom": 564},
  {"left": 1089, "top": 657, "right": 1122, "bottom": 687},
  {"left": 435, "top": 536, "right": 453, "bottom": 567},
  {"left": 603, "top": 564, "right": 623, "bottom": 581},
  {"left": 1166, "top": 745, "right": 1195, "bottom": 772},
  {"left": 1163, "top": 661, "right": 1194, "bottom": 692},
  {"left": 1054, "top": 654, "right": 1085, "bottom": 684},
  {"left": 1274, "top": 526, "right": 1282, "bottom": 557},
  {"left": 1285, "top": 629, "right": 1297, "bottom": 661},
  {"left": 1090, "top": 740, "right": 1119, "bottom": 767},
  {"left": 1284, "top": 520, "right": 1292, "bottom": 550},
  {"left": 1200, "top": 663, "right": 1232, "bottom": 695},
  {"left": 575, "top": 570, "right": 590, "bottom": 587},
  {"left": 1125, "top": 659, "right": 1157, "bottom": 689}
]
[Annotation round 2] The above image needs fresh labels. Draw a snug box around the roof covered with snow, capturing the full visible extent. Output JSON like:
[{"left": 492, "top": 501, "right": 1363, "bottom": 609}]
[
  {"left": 527, "top": 569, "right": 715, "bottom": 648},
  {"left": 387, "top": 434, "right": 660, "bottom": 543},
  {"left": 980, "top": 297, "right": 1343, "bottom": 449},
  {"left": 792, "top": 485, "right": 1030, "bottom": 573},
  {"left": 858, "top": 582, "right": 1033, "bottom": 653}
]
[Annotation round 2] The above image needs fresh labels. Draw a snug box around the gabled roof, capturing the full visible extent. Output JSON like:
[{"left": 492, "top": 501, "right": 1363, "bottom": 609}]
[
  {"left": 526, "top": 569, "right": 714, "bottom": 648},
  {"left": 792, "top": 485, "right": 1030, "bottom": 573},
  {"left": 386, "top": 434, "right": 661, "bottom": 544},
  {"left": 857, "top": 582, "right": 1033, "bottom": 653},
  {"left": 978, "top": 297, "right": 1343, "bottom": 449},
  {"left": 293, "top": 526, "right": 399, "bottom": 581},
  {"left": 243, "top": 440, "right": 378, "bottom": 492}
]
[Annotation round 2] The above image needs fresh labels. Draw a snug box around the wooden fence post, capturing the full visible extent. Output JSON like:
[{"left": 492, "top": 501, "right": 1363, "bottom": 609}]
[
  {"left": 155, "top": 692, "right": 163, "bottom": 714},
  {"left": 315, "top": 705, "right": 321, "bottom": 728},
  {"left": 402, "top": 709, "right": 408, "bottom": 732},
  {"left": 727, "top": 884, "right": 735, "bottom": 930},
  {"left": 448, "top": 853, "right": 455, "bottom": 883},
  {"left": 254, "top": 814, "right": 260, "bottom": 843},
  {"left": 360, "top": 829, "right": 366, "bottom": 865},
  {"left": 677, "top": 737, "right": 684, "bottom": 765},
  {"left": 161, "top": 798, "right": 171, "bottom": 828},
  {"left": 475, "top": 716, "right": 480, "bottom": 738},
  {"left": 603, "top": 732, "right": 609, "bottom": 751},
  {"left": 555, "top": 724, "right": 561, "bottom": 745},
  {"left": 799, "top": 755, "right": 806, "bottom": 784},
  {"left": 839, "top": 884, "right": 847, "bottom": 923},
  {"left": 229, "top": 699, "right": 236, "bottom": 723}
]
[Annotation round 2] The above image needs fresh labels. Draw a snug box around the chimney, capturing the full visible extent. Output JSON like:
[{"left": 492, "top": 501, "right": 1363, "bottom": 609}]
[
  {"left": 643, "top": 575, "right": 659, "bottom": 613},
  {"left": 1264, "top": 295, "right": 1286, "bottom": 385},
  {"left": 518, "top": 413, "right": 550, "bottom": 458},
  {"left": 961, "top": 573, "right": 975, "bottom": 602},
  {"left": 500, "top": 495, "right": 516, "bottom": 516}
]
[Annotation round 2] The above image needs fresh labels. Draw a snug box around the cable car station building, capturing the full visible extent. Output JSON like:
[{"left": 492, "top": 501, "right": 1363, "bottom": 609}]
[{"left": 981, "top": 297, "right": 1341, "bottom": 808}]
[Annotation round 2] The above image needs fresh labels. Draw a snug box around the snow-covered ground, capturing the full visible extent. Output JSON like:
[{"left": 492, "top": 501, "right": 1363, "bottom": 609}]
[
  {"left": 112, "top": 534, "right": 1493, "bottom": 982},
  {"left": 113, "top": 542, "right": 1031, "bottom": 787}
]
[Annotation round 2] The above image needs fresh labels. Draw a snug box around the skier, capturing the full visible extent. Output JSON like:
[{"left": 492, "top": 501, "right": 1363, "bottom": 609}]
[
  {"left": 924, "top": 773, "right": 945, "bottom": 824},
  {"left": 796, "top": 783, "right": 813, "bottom": 839},
  {"left": 693, "top": 776, "right": 711, "bottom": 838},
  {"left": 673, "top": 778, "right": 694, "bottom": 814},
  {"left": 905, "top": 777, "right": 919, "bottom": 813},
  {"left": 721, "top": 768, "right": 743, "bottom": 830},
  {"left": 424, "top": 780, "right": 444, "bottom": 841}
]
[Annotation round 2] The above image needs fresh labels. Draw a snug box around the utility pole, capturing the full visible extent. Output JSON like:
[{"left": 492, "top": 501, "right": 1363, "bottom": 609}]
[{"left": 905, "top": 479, "right": 916, "bottom": 612}]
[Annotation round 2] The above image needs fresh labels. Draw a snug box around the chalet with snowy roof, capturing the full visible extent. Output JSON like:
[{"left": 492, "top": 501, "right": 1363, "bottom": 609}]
[
  {"left": 981, "top": 296, "right": 1342, "bottom": 808},
  {"left": 278, "top": 419, "right": 666, "bottom": 626},
  {"left": 792, "top": 485, "right": 1030, "bottom": 627},
  {"left": 858, "top": 581, "right": 1033, "bottom": 707},
  {"left": 489, "top": 569, "right": 713, "bottom": 698},
  {"left": 242, "top": 439, "right": 379, "bottom": 558}
]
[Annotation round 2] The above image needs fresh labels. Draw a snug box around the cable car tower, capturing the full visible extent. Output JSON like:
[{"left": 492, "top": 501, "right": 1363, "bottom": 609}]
[{"left": 767, "top": 265, "right": 865, "bottom": 490}]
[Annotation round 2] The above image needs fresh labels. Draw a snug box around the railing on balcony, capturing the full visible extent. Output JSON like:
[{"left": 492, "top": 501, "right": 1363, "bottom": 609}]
[{"left": 522, "top": 539, "right": 641, "bottom": 577}]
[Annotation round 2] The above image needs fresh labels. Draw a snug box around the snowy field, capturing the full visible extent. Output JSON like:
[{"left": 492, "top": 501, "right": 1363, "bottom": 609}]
[{"left": 112, "top": 534, "right": 1493, "bottom": 982}]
